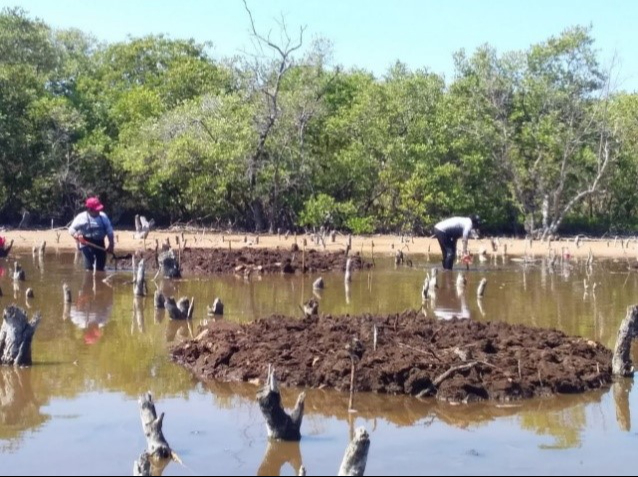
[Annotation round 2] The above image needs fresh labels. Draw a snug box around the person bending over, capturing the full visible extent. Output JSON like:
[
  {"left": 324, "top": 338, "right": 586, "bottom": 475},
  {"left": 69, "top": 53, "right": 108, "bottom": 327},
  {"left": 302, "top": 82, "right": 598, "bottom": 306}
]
[{"left": 433, "top": 215, "right": 480, "bottom": 270}]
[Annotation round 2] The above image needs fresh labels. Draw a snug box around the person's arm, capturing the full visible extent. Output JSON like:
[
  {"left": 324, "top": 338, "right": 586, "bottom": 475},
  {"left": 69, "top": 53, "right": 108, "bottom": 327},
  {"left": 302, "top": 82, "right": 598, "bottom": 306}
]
[
  {"left": 461, "top": 220, "right": 473, "bottom": 255},
  {"left": 68, "top": 214, "right": 86, "bottom": 241},
  {"left": 102, "top": 214, "right": 115, "bottom": 253}
]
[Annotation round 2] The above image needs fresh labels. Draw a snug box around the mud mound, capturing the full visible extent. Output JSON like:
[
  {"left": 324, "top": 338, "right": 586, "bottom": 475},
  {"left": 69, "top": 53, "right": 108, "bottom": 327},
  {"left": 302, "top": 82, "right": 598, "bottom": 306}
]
[
  {"left": 171, "top": 311, "right": 612, "bottom": 403},
  {"left": 140, "top": 247, "right": 370, "bottom": 276}
]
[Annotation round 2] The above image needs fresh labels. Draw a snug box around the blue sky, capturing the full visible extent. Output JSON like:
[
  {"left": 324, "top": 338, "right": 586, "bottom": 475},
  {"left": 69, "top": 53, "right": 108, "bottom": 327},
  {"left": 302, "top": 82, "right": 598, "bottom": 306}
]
[{"left": 2, "top": 0, "right": 637, "bottom": 91}]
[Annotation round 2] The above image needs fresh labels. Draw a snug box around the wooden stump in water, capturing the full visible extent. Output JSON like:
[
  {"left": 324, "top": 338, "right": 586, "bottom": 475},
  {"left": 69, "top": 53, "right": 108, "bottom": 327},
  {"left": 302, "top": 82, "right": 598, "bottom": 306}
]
[
  {"left": 338, "top": 427, "right": 370, "bottom": 476},
  {"left": 133, "top": 259, "right": 147, "bottom": 297},
  {"left": 154, "top": 290, "right": 165, "bottom": 309},
  {"left": 207, "top": 297, "right": 223, "bottom": 316},
  {"left": 0, "top": 305, "right": 41, "bottom": 366},
  {"left": 158, "top": 249, "right": 181, "bottom": 279},
  {"left": 133, "top": 451, "right": 151, "bottom": 476},
  {"left": 257, "top": 366, "right": 305, "bottom": 441},
  {"left": 138, "top": 392, "right": 172, "bottom": 459},
  {"left": 612, "top": 305, "right": 638, "bottom": 377},
  {"left": 166, "top": 297, "right": 193, "bottom": 321}
]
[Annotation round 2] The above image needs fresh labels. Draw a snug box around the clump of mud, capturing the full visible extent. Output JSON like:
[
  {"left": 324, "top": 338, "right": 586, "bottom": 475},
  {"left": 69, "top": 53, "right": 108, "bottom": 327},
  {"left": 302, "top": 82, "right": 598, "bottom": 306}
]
[
  {"left": 139, "top": 247, "right": 370, "bottom": 276},
  {"left": 171, "top": 311, "right": 612, "bottom": 403}
]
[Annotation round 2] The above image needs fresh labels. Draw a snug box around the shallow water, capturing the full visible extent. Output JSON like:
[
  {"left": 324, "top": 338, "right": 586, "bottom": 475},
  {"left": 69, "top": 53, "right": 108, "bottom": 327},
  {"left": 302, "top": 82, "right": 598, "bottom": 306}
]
[{"left": 1, "top": 251, "right": 638, "bottom": 475}]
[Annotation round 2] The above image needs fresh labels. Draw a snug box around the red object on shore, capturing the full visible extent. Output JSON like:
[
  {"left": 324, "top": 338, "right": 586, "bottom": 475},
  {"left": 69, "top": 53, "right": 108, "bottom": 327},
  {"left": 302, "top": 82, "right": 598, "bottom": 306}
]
[{"left": 0, "top": 236, "right": 5, "bottom": 248}]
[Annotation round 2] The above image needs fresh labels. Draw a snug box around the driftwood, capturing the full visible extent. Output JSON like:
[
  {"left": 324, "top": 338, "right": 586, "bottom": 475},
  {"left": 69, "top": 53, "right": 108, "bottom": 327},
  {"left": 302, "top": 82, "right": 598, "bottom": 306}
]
[
  {"left": 157, "top": 249, "right": 181, "bottom": 279},
  {"left": 166, "top": 297, "right": 194, "bottom": 320},
  {"left": 338, "top": 427, "right": 370, "bottom": 476},
  {"left": 612, "top": 305, "right": 638, "bottom": 377},
  {"left": 0, "top": 305, "right": 41, "bottom": 366},
  {"left": 312, "top": 277, "right": 324, "bottom": 290},
  {"left": 139, "top": 392, "right": 171, "bottom": 459},
  {"left": 257, "top": 366, "right": 305, "bottom": 441}
]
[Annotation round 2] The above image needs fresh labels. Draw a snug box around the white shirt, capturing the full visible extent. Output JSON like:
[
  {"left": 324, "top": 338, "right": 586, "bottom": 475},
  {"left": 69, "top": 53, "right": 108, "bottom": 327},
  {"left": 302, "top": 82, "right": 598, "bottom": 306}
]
[{"left": 434, "top": 217, "right": 473, "bottom": 239}]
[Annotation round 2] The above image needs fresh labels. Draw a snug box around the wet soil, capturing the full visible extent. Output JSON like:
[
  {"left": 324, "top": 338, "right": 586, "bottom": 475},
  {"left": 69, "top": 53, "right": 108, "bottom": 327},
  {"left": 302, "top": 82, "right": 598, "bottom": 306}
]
[
  {"left": 137, "top": 246, "right": 371, "bottom": 276},
  {"left": 171, "top": 311, "right": 613, "bottom": 403}
]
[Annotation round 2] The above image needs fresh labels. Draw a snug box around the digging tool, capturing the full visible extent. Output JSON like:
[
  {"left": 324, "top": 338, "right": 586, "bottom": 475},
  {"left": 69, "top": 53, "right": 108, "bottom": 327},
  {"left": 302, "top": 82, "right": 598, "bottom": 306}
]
[{"left": 75, "top": 236, "right": 132, "bottom": 260}]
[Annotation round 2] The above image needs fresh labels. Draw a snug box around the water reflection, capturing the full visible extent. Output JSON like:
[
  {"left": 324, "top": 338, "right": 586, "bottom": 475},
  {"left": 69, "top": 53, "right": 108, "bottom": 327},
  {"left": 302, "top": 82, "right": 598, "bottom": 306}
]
[
  {"left": 0, "top": 253, "right": 638, "bottom": 475},
  {"left": 257, "top": 440, "right": 303, "bottom": 476},
  {"left": 612, "top": 379, "right": 633, "bottom": 432},
  {"left": 0, "top": 368, "right": 48, "bottom": 447},
  {"left": 67, "top": 272, "right": 113, "bottom": 345}
]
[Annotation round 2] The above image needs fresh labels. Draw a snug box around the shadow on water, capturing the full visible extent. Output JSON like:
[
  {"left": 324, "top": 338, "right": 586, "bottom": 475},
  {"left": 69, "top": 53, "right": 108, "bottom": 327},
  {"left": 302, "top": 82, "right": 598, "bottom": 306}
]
[{"left": 1, "top": 250, "right": 638, "bottom": 474}]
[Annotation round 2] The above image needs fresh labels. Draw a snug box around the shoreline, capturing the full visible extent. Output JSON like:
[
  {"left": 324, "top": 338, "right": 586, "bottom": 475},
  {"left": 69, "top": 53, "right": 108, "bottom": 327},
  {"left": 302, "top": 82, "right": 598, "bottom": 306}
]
[{"left": 1, "top": 228, "right": 637, "bottom": 261}]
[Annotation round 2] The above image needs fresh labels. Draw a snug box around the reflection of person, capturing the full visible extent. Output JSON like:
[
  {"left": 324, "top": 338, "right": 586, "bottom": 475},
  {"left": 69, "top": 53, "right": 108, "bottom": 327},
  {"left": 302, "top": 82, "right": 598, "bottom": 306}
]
[
  {"left": 68, "top": 197, "right": 115, "bottom": 271},
  {"left": 69, "top": 274, "right": 113, "bottom": 345},
  {"left": 430, "top": 271, "right": 471, "bottom": 320},
  {"left": 433, "top": 215, "right": 480, "bottom": 270}
]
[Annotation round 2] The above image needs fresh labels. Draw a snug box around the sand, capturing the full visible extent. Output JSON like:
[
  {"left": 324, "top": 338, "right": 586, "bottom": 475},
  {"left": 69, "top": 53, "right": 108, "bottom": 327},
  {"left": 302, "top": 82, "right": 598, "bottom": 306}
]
[{"left": 1, "top": 227, "right": 636, "bottom": 262}]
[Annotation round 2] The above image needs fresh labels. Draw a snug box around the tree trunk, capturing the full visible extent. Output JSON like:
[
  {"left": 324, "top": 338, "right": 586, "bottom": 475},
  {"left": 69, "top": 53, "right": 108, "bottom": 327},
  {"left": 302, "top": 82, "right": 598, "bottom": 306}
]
[
  {"left": 0, "top": 306, "right": 41, "bottom": 366},
  {"left": 612, "top": 305, "right": 638, "bottom": 377},
  {"left": 337, "top": 427, "right": 370, "bottom": 476},
  {"left": 257, "top": 366, "right": 305, "bottom": 441}
]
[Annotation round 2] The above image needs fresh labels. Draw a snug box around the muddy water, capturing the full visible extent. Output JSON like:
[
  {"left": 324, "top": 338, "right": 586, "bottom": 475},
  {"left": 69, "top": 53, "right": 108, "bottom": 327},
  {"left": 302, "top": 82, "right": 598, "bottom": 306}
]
[{"left": 1, "top": 252, "right": 638, "bottom": 475}]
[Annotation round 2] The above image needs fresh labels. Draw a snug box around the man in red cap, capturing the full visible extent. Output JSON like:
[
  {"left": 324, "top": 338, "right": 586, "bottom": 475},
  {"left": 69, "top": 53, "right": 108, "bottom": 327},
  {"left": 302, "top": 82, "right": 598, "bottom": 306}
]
[{"left": 68, "top": 197, "right": 115, "bottom": 271}]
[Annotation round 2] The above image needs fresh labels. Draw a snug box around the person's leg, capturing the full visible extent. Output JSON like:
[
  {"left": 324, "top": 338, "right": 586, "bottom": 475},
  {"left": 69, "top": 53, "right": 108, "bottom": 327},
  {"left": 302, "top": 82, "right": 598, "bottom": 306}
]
[
  {"left": 81, "top": 247, "right": 95, "bottom": 270},
  {"left": 94, "top": 249, "right": 107, "bottom": 271},
  {"left": 434, "top": 230, "right": 448, "bottom": 269},
  {"left": 444, "top": 237, "right": 458, "bottom": 270}
]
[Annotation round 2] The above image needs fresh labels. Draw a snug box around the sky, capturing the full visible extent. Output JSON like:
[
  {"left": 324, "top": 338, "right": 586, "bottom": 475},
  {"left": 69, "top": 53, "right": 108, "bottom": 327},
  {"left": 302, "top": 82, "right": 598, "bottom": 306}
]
[{"left": 2, "top": 0, "right": 637, "bottom": 91}]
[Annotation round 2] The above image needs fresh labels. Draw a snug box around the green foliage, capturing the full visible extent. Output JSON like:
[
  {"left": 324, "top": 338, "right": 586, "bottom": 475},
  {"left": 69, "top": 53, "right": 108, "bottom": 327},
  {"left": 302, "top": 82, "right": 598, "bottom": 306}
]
[{"left": 0, "top": 8, "right": 637, "bottom": 237}]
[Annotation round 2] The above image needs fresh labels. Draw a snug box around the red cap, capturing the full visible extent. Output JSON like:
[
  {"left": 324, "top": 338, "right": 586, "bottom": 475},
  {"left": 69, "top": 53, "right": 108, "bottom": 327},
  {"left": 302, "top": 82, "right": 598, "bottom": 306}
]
[{"left": 85, "top": 197, "right": 104, "bottom": 212}]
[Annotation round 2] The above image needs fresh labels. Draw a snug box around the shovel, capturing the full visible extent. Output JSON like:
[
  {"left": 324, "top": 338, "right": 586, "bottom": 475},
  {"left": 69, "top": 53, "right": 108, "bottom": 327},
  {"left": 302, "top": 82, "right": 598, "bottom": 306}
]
[{"left": 75, "top": 236, "right": 132, "bottom": 260}]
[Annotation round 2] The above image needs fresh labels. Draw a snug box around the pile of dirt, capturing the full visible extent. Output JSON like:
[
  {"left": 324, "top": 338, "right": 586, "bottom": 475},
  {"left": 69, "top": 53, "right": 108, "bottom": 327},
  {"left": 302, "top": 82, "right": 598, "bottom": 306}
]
[
  {"left": 170, "top": 311, "right": 613, "bottom": 403},
  {"left": 140, "top": 247, "right": 371, "bottom": 276}
]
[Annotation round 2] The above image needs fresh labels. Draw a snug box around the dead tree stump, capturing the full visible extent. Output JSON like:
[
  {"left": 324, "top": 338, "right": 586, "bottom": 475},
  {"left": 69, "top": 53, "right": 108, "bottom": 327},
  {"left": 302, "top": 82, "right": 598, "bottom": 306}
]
[
  {"left": 139, "top": 392, "right": 171, "bottom": 459},
  {"left": 134, "top": 259, "right": 147, "bottom": 297},
  {"left": 154, "top": 290, "right": 165, "bottom": 309},
  {"left": 166, "top": 297, "right": 193, "bottom": 320},
  {"left": 158, "top": 249, "right": 181, "bottom": 279},
  {"left": 612, "top": 305, "right": 638, "bottom": 377},
  {"left": 133, "top": 451, "right": 151, "bottom": 476},
  {"left": 257, "top": 366, "right": 305, "bottom": 441},
  {"left": 0, "top": 305, "right": 41, "bottom": 366},
  {"left": 338, "top": 427, "right": 370, "bottom": 476},
  {"left": 207, "top": 298, "right": 223, "bottom": 316}
]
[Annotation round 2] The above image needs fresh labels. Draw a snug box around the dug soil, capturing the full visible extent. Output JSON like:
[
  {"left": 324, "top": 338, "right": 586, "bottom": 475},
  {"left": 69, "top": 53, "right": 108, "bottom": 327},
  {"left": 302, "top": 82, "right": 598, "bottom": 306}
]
[
  {"left": 142, "top": 246, "right": 371, "bottom": 276},
  {"left": 171, "top": 310, "right": 613, "bottom": 403}
]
